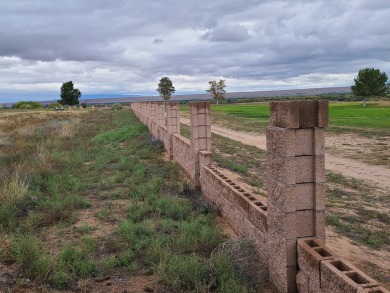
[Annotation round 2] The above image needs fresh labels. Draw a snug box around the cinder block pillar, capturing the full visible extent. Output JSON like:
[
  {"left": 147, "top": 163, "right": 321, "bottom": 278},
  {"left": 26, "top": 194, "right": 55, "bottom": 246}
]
[
  {"left": 147, "top": 102, "right": 152, "bottom": 130},
  {"left": 266, "top": 100, "right": 328, "bottom": 293},
  {"left": 157, "top": 102, "right": 164, "bottom": 125},
  {"left": 157, "top": 102, "right": 165, "bottom": 138},
  {"left": 190, "top": 102, "right": 212, "bottom": 186},
  {"left": 167, "top": 102, "right": 180, "bottom": 134},
  {"left": 150, "top": 102, "right": 157, "bottom": 132},
  {"left": 166, "top": 102, "right": 180, "bottom": 159},
  {"left": 143, "top": 102, "right": 147, "bottom": 124},
  {"left": 142, "top": 103, "right": 146, "bottom": 124}
]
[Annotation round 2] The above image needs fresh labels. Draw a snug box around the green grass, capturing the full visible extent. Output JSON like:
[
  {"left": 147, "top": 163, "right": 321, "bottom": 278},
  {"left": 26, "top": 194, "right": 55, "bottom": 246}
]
[
  {"left": 181, "top": 101, "right": 390, "bottom": 136},
  {"left": 326, "top": 213, "right": 388, "bottom": 249},
  {"left": 0, "top": 108, "right": 267, "bottom": 292},
  {"left": 214, "top": 155, "right": 248, "bottom": 174},
  {"left": 330, "top": 102, "right": 390, "bottom": 129}
]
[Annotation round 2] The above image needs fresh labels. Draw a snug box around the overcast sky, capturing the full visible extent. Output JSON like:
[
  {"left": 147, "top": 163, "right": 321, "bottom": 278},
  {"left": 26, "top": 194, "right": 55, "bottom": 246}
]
[{"left": 1, "top": 0, "right": 389, "bottom": 102}]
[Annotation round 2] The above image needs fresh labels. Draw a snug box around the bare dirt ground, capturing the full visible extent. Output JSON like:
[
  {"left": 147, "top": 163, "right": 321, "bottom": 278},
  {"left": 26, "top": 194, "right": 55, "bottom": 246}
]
[
  {"left": 181, "top": 118, "right": 390, "bottom": 189},
  {"left": 181, "top": 117, "right": 390, "bottom": 290}
]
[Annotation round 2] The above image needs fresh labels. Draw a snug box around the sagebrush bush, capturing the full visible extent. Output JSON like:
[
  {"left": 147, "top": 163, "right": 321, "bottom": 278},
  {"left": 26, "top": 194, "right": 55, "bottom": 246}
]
[
  {"left": 158, "top": 253, "right": 211, "bottom": 292},
  {"left": 10, "top": 234, "right": 51, "bottom": 281},
  {"left": 110, "top": 103, "right": 123, "bottom": 110}
]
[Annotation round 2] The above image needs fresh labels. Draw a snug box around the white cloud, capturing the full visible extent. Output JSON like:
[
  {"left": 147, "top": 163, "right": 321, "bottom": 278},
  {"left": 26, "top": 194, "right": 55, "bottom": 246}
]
[{"left": 0, "top": 0, "right": 389, "bottom": 102}]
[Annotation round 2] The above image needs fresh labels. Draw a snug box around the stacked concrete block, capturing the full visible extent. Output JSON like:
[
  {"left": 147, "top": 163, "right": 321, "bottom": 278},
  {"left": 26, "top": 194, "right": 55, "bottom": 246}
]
[
  {"left": 150, "top": 102, "right": 157, "bottom": 135},
  {"left": 147, "top": 102, "right": 152, "bottom": 129},
  {"left": 140, "top": 103, "right": 145, "bottom": 124},
  {"left": 172, "top": 134, "right": 193, "bottom": 179},
  {"left": 267, "top": 100, "right": 328, "bottom": 293},
  {"left": 190, "top": 102, "right": 212, "bottom": 185},
  {"left": 166, "top": 102, "right": 180, "bottom": 159},
  {"left": 321, "top": 258, "right": 380, "bottom": 293},
  {"left": 141, "top": 103, "right": 145, "bottom": 124},
  {"left": 156, "top": 102, "right": 165, "bottom": 139},
  {"left": 296, "top": 238, "right": 389, "bottom": 293},
  {"left": 167, "top": 102, "right": 180, "bottom": 134},
  {"left": 297, "top": 238, "right": 336, "bottom": 292}
]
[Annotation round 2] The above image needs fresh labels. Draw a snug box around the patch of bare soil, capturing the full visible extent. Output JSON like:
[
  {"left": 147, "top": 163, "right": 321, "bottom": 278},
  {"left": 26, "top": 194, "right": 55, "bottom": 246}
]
[
  {"left": 326, "top": 133, "right": 390, "bottom": 167},
  {"left": 62, "top": 274, "right": 166, "bottom": 293},
  {"left": 326, "top": 227, "right": 390, "bottom": 289}
]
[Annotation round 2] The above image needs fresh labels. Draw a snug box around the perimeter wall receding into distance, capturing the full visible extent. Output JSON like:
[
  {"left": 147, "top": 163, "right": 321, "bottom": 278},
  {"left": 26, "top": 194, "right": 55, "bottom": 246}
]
[{"left": 130, "top": 101, "right": 388, "bottom": 293}]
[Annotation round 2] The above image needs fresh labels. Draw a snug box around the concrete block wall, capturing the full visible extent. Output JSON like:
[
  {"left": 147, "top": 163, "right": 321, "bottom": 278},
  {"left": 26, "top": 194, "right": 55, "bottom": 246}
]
[
  {"left": 171, "top": 133, "right": 194, "bottom": 179},
  {"left": 199, "top": 164, "right": 269, "bottom": 268},
  {"left": 267, "top": 100, "right": 328, "bottom": 293},
  {"left": 297, "top": 238, "right": 388, "bottom": 293},
  {"left": 130, "top": 100, "right": 388, "bottom": 293},
  {"left": 190, "top": 102, "right": 212, "bottom": 185}
]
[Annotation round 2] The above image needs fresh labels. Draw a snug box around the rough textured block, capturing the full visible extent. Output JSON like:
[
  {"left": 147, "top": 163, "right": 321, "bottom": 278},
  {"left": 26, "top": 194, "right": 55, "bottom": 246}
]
[
  {"left": 298, "top": 101, "right": 317, "bottom": 128},
  {"left": 267, "top": 154, "right": 325, "bottom": 185},
  {"left": 321, "top": 259, "right": 379, "bottom": 293},
  {"left": 269, "top": 257, "right": 298, "bottom": 293},
  {"left": 315, "top": 210, "right": 326, "bottom": 239},
  {"left": 270, "top": 100, "right": 329, "bottom": 129},
  {"left": 248, "top": 202, "right": 268, "bottom": 232},
  {"left": 314, "top": 128, "right": 325, "bottom": 155},
  {"left": 295, "top": 156, "right": 315, "bottom": 183},
  {"left": 270, "top": 101, "right": 300, "bottom": 128},
  {"left": 295, "top": 128, "right": 314, "bottom": 156},
  {"left": 317, "top": 100, "right": 329, "bottom": 127},
  {"left": 231, "top": 190, "right": 250, "bottom": 215},
  {"left": 266, "top": 127, "right": 296, "bottom": 157},
  {"left": 248, "top": 221, "right": 269, "bottom": 253},
  {"left": 297, "top": 238, "right": 335, "bottom": 285},
  {"left": 268, "top": 228, "right": 297, "bottom": 266},
  {"left": 167, "top": 102, "right": 180, "bottom": 134},
  {"left": 268, "top": 204, "right": 315, "bottom": 239},
  {"left": 296, "top": 271, "right": 309, "bottom": 293},
  {"left": 199, "top": 151, "right": 212, "bottom": 166},
  {"left": 267, "top": 153, "right": 296, "bottom": 185},
  {"left": 359, "top": 287, "right": 390, "bottom": 293},
  {"left": 198, "top": 125, "right": 211, "bottom": 138},
  {"left": 314, "top": 155, "right": 325, "bottom": 183},
  {"left": 268, "top": 181, "right": 318, "bottom": 212},
  {"left": 314, "top": 183, "right": 326, "bottom": 211}
]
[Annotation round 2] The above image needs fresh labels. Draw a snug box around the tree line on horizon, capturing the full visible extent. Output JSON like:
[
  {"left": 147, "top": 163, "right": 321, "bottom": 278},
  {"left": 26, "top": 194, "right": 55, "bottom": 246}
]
[{"left": 3, "top": 68, "right": 390, "bottom": 109}]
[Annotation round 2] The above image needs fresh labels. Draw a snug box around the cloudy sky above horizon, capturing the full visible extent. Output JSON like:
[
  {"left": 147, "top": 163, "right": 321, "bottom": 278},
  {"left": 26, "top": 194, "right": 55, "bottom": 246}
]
[{"left": 1, "top": 0, "right": 389, "bottom": 102}]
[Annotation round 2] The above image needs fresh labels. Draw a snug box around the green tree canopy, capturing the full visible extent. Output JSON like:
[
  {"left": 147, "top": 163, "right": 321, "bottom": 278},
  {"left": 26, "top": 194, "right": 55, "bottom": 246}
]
[
  {"left": 12, "top": 101, "right": 42, "bottom": 109},
  {"left": 351, "top": 68, "right": 389, "bottom": 97},
  {"left": 157, "top": 77, "right": 175, "bottom": 102},
  {"left": 206, "top": 79, "right": 226, "bottom": 105},
  {"left": 59, "top": 81, "right": 81, "bottom": 105}
]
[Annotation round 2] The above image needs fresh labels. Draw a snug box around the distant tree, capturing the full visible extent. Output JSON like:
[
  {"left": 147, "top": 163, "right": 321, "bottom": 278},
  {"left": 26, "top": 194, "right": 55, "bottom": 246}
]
[
  {"left": 351, "top": 68, "right": 389, "bottom": 97},
  {"left": 59, "top": 81, "right": 81, "bottom": 105},
  {"left": 157, "top": 77, "right": 175, "bottom": 104},
  {"left": 206, "top": 79, "right": 226, "bottom": 105}
]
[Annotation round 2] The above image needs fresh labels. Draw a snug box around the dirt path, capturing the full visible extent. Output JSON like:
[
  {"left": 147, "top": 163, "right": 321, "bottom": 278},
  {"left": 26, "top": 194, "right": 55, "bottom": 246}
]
[{"left": 181, "top": 118, "right": 390, "bottom": 189}]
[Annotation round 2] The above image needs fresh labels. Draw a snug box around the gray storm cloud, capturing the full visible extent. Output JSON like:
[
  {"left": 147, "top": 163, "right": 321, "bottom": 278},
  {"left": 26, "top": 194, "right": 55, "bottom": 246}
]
[{"left": 0, "top": 0, "right": 389, "bottom": 101}]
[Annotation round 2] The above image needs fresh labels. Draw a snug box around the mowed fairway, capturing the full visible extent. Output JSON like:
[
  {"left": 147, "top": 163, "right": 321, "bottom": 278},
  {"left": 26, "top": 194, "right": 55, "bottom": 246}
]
[{"left": 181, "top": 101, "right": 390, "bottom": 136}]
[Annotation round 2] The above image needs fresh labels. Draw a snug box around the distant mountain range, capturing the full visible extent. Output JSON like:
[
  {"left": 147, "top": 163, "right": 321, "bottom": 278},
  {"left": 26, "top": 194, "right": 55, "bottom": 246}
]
[
  {"left": 79, "top": 86, "right": 351, "bottom": 104},
  {"left": 1, "top": 86, "right": 351, "bottom": 107}
]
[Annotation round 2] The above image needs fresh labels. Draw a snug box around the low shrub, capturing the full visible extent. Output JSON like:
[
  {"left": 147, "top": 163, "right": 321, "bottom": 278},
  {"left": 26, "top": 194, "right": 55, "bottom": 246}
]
[
  {"left": 12, "top": 101, "right": 43, "bottom": 109},
  {"left": 158, "top": 253, "right": 211, "bottom": 292},
  {"left": 111, "top": 103, "right": 123, "bottom": 110}
]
